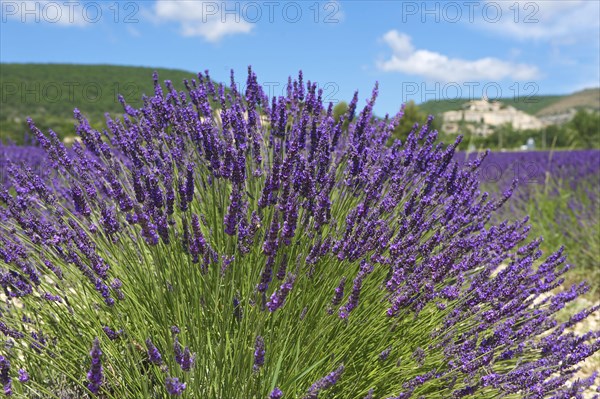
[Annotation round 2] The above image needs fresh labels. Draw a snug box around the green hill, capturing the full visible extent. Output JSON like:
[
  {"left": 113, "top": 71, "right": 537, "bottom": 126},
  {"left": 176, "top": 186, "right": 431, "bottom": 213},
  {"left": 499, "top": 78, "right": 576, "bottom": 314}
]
[
  {"left": 535, "top": 88, "right": 600, "bottom": 116},
  {"left": 1, "top": 63, "right": 198, "bottom": 144}
]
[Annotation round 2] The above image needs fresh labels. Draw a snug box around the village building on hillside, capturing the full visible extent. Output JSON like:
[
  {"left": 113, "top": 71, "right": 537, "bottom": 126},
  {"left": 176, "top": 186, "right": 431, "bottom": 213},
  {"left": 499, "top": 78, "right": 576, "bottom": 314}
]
[{"left": 442, "top": 97, "right": 545, "bottom": 136}]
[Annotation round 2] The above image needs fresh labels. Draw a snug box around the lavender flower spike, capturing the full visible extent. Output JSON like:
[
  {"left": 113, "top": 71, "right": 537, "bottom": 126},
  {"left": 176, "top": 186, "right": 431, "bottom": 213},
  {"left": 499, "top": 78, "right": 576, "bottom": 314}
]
[
  {"left": 304, "top": 364, "right": 345, "bottom": 399},
  {"left": 254, "top": 335, "right": 265, "bottom": 371},
  {"left": 165, "top": 376, "right": 186, "bottom": 396},
  {"left": 86, "top": 337, "right": 103, "bottom": 395},
  {"left": 18, "top": 369, "right": 29, "bottom": 383},
  {"left": 174, "top": 337, "right": 196, "bottom": 371},
  {"left": 269, "top": 387, "right": 283, "bottom": 398},
  {"left": 0, "top": 356, "right": 12, "bottom": 396},
  {"left": 266, "top": 274, "right": 296, "bottom": 312},
  {"left": 146, "top": 338, "right": 163, "bottom": 365}
]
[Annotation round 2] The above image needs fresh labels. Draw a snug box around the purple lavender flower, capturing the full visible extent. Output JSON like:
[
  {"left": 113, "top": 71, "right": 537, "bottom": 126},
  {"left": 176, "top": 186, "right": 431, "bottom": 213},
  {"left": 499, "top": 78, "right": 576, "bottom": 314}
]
[
  {"left": 173, "top": 337, "right": 196, "bottom": 371},
  {"left": 102, "top": 326, "right": 122, "bottom": 340},
  {"left": 86, "top": 337, "right": 103, "bottom": 394},
  {"left": 0, "top": 356, "right": 12, "bottom": 396},
  {"left": 17, "top": 369, "right": 29, "bottom": 383},
  {"left": 165, "top": 376, "right": 186, "bottom": 396},
  {"left": 327, "top": 277, "right": 346, "bottom": 314},
  {"left": 269, "top": 387, "right": 283, "bottom": 398},
  {"left": 266, "top": 274, "right": 296, "bottom": 312},
  {"left": 146, "top": 339, "right": 163, "bottom": 365},
  {"left": 71, "top": 185, "right": 91, "bottom": 216},
  {"left": 413, "top": 347, "right": 425, "bottom": 366},
  {"left": 379, "top": 346, "right": 392, "bottom": 361},
  {"left": 0, "top": 322, "right": 24, "bottom": 339},
  {"left": 304, "top": 364, "right": 345, "bottom": 399},
  {"left": 339, "top": 261, "right": 373, "bottom": 319},
  {"left": 42, "top": 292, "right": 62, "bottom": 302},
  {"left": 253, "top": 335, "right": 265, "bottom": 371},
  {"left": 185, "top": 162, "right": 195, "bottom": 204}
]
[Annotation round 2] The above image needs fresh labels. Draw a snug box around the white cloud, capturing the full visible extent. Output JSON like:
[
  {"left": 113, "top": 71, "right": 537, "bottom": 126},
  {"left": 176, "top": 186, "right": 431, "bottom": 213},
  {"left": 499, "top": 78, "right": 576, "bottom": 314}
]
[
  {"left": 377, "top": 30, "right": 539, "bottom": 82},
  {"left": 475, "top": 0, "right": 600, "bottom": 41},
  {"left": 153, "top": 0, "right": 253, "bottom": 42},
  {"left": 0, "top": 0, "right": 90, "bottom": 26}
]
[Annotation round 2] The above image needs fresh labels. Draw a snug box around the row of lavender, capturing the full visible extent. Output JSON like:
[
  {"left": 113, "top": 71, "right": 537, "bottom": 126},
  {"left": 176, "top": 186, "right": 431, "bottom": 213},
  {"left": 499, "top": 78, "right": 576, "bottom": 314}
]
[
  {"left": 455, "top": 150, "right": 600, "bottom": 191},
  {"left": 457, "top": 150, "right": 600, "bottom": 227},
  {"left": 0, "top": 69, "right": 599, "bottom": 398}
]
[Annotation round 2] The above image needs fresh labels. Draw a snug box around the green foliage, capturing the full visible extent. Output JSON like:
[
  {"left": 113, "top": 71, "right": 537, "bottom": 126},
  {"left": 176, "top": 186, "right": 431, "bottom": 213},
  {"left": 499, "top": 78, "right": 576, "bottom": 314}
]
[
  {"left": 392, "top": 100, "right": 425, "bottom": 141},
  {"left": 332, "top": 101, "right": 348, "bottom": 122},
  {"left": 568, "top": 109, "right": 600, "bottom": 148},
  {"left": 388, "top": 100, "right": 442, "bottom": 143}
]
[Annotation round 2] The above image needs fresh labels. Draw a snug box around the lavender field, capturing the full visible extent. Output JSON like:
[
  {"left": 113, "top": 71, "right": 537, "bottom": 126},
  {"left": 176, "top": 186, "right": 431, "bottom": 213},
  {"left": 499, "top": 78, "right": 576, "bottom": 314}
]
[{"left": 0, "top": 70, "right": 599, "bottom": 398}]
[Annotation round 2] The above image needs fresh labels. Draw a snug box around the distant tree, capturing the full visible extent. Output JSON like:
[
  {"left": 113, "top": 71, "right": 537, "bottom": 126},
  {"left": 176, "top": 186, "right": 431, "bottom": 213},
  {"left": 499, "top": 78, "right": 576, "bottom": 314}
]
[
  {"left": 540, "top": 124, "right": 572, "bottom": 149},
  {"left": 391, "top": 100, "right": 427, "bottom": 142},
  {"left": 333, "top": 101, "right": 348, "bottom": 122},
  {"left": 568, "top": 109, "right": 600, "bottom": 148}
]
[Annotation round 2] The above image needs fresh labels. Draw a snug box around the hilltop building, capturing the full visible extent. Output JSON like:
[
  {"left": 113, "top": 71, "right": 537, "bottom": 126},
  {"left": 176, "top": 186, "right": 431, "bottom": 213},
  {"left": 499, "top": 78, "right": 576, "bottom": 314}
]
[{"left": 442, "top": 97, "right": 545, "bottom": 136}]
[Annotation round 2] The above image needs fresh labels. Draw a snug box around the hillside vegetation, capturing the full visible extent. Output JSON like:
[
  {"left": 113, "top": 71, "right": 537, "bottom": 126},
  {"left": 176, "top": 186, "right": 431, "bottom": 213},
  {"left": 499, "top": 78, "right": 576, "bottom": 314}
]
[
  {"left": 536, "top": 88, "right": 600, "bottom": 116},
  {"left": 1, "top": 63, "right": 197, "bottom": 143}
]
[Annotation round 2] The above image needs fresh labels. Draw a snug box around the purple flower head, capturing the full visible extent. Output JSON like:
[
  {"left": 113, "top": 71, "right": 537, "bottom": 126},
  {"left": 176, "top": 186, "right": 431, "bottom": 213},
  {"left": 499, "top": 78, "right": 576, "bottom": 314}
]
[
  {"left": 41, "top": 292, "right": 62, "bottom": 302},
  {"left": 0, "top": 356, "right": 12, "bottom": 396},
  {"left": 185, "top": 162, "right": 195, "bottom": 204},
  {"left": 174, "top": 337, "right": 196, "bottom": 371},
  {"left": 17, "top": 369, "right": 29, "bottom": 383},
  {"left": 339, "top": 261, "right": 372, "bottom": 319},
  {"left": 165, "top": 376, "right": 186, "bottom": 396},
  {"left": 146, "top": 338, "right": 163, "bottom": 365},
  {"left": 86, "top": 337, "right": 103, "bottom": 394},
  {"left": 253, "top": 335, "right": 265, "bottom": 371},
  {"left": 266, "top": 274, "right": 296, "bottom": 312},
  {"left": 379, "top": 346, "right": 392, "bottom": 361},
  {"left": 0, "top": 322, "right": 24, "bottom": 339},
  {"left": 305, "top": 364, "right": 345, "bottom": 399},
  {"left": 71, "top": 185, "right": 91, "bottom": 216},
  {"left": 269, "top": 387, "right": 283, "bottom": 399},
  {"left": 413, "top": 347, "right": 425, "bottom": 366},
  {"left": 102, "top": 326, "right": 123, "bottom": 340}
]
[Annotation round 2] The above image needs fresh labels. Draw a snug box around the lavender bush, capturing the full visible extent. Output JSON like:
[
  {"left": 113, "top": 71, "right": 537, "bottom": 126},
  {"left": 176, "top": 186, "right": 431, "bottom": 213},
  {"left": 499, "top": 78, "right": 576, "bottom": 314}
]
[{"left": 1, "top": 69, "right": 599, "bottom": 398}]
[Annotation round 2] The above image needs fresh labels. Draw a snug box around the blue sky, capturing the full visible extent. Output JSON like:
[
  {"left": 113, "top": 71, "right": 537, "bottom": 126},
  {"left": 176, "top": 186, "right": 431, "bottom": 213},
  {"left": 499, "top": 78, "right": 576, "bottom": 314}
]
[{"left": 1, "top": 0, "right": 599, "bottom": 115}]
